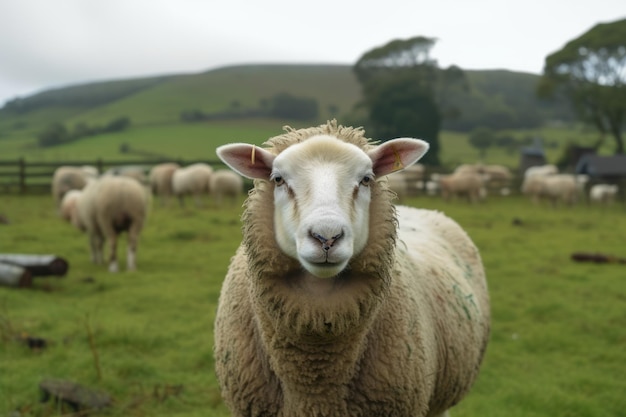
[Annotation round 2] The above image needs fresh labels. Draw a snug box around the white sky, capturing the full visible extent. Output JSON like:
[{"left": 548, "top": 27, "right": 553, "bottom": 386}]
[{"left": 0, "top": 0, "right": 625, "bottom": 107}]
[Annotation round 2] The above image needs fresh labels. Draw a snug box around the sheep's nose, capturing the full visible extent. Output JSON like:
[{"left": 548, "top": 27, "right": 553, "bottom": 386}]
[{"left": 310, "top": 231, "right": 344, "bottom": 252}]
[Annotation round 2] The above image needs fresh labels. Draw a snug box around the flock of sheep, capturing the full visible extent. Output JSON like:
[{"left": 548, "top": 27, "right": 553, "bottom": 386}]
[
  {"left": 46, "top": 120, "right": 619, "bottom": 416},
  {"left": 53, "top": 162, "right": 244, "bottom": 272},
  {"left": 389, "top": 161, "right": 620, "bottom": 207}
]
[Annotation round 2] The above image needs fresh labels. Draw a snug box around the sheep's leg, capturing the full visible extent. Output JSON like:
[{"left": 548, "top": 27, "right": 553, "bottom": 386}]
[
  {"left": 434, "top": 411, "right": 450, "bottom": 417},
  {"left": 89, "top": 232, "right": 104, "bottom": 265},
  {"left": 107, "top": 233, "right": 119, "bottom": 273},
  {"left": 126, "top": 229, "right": 140, "bottom": 271}
]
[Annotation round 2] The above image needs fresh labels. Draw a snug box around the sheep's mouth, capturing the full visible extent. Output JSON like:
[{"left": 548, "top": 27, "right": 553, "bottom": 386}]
[{"left": 300, "top": 258, "right": 348, "bottom": 280}]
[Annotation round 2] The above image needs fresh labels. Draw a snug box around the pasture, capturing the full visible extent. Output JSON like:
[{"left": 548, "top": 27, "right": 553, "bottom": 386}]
[{"left": 0, "top": 192, "right": 624, "bottom": 416}]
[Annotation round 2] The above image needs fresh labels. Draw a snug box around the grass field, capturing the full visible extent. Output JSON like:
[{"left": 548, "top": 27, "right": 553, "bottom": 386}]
[{"left": 1, "top": 192, "right": 624, "bottom": 417}]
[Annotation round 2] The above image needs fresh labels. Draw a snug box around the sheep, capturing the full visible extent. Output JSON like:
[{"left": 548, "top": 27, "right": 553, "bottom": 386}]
[
  {"left": 172, "top": 163, "right": 213, "bottom": 207},
  {"left": 589, "top": 184, "right": 619, "bottom": 205},
  {"left": 208, "top": 169, "right": 244, "bottom": 207},
  {"left": 103, "top": 165, "right": 148, "bottom": 185},
  {"left": 213, "top": 121, "right": 490, "bottom": 417},
  {"left": 59, "top": 189, "right": 83, "bottom": 223},
  {"left": 521, "top": 174, "right": 580, "bottom": 206},
  {"left": 148, "top": 162, "right": 180, "bottom": 206},
  {"left": 51, "top": 166, "right": 96, "bottom": 208},
  {"left": 524, "top": 164, "right": 558, "bottom": 178},
  {"left": 68, "top": 175, "right": 150, "bottom": 272},
  {"left": 438, "top": 172, "right": 486, "bottom": 203}
]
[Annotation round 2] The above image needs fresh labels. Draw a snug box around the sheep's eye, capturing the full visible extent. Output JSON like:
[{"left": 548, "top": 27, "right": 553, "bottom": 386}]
[
  {"left": 272, "top": 175, "right": 285, "bottom": 186},
  {"left": 360, "top": 175, "right": 373, "bottom": 186}
]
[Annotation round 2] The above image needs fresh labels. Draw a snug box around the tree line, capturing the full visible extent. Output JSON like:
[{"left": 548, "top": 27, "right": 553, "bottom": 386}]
[
  {"left": 349, "top": 18, "right": 625, "bottom": 165},
  {"left": 181, "top": 92, "right": 321, "bottom": 123},
  {"left": 37, "top": 117, "right": 131, "bottom": 148}
]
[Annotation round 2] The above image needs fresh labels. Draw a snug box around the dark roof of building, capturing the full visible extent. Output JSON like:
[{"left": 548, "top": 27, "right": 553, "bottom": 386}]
[
  {"left": 521, "top": 147, "right": 545, "bottom": 157},
  {"left": 576, "top": 154, "right": 626, "bottom": 177}
]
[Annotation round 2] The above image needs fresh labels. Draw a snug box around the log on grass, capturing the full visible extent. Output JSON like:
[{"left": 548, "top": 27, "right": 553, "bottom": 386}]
[
  {"left": 570, "top": 252, "right": 626, "bottom": 264},
  {"left": 0, "top": 262, "right": 32, "bottom": 287},
  {"left": 39, "top": 379, "right": 112, "bottom": 411},
  {"left": 0, "top": 254, "right": 69, "bottom": 277}
]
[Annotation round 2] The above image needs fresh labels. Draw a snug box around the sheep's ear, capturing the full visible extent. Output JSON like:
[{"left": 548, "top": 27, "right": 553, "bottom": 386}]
[
  {"left": 368, "top": 138, "right": 429, "bottom": 177},
  {"left": 216, "top": 143, "right": 275, "bottom": 180}
]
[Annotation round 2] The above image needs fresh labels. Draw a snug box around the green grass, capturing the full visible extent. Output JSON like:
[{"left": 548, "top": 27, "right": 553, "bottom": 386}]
[{"left": 1, "top": 193, "right": 624, "bottom": 416}]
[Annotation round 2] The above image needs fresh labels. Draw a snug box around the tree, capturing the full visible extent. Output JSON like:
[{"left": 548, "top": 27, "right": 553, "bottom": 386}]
[
  {"left": 353, "top": 36, "right": 467, "bottom": 166},
  {"left": 267, "top": 93, "right": 319, "bottom": 121},
  {"left": 468, "top": 127, "right": 495, "bottom": 159},
  {"left": 538, "top": 18, "right": 626, "bottom": 154}
]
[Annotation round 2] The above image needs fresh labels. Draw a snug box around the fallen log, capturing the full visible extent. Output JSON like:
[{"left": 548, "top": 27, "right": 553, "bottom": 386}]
[
  {"left": 0, "top": 254, "right": 68, "bottom": 277},
  {"left": 0, "top": 263, "right": 33, "bottom": 287},
  {"left": 40, "top": 379, "right": 112, "bottom": 411},
  {"left": 571, "top": 252, "right": 626, "bottom": 264}
]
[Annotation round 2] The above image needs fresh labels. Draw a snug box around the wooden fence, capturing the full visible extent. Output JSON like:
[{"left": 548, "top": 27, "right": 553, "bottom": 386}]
[{"left": 0, "top": 158, "right": 227, "bottom": 194}]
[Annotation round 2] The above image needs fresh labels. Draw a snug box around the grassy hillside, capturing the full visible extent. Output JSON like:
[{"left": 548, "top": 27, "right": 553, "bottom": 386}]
[{"left": 0, "top": 63, "right": 599, "bottom": 170}]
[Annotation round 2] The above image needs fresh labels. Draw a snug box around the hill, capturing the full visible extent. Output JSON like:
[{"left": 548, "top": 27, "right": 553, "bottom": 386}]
[
  {"left": 0, "top": 64, "right": 583, "bottom": 168},
  {"left": 0, "top": 64, "right": 571, "bottom": 133}
]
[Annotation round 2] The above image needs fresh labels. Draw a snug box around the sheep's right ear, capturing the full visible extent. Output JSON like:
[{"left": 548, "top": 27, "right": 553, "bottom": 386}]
[{"left": 216, "top": 143, "right": 275, "bottom": 180}]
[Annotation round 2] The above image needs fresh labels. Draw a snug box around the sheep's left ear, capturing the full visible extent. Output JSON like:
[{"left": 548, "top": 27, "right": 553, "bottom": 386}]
[
  {"left": 368, "top": 138, "right": 429, "bottom": 177},
  {"left": 217, "top": 143, "right": 276, "bottom": 180}
]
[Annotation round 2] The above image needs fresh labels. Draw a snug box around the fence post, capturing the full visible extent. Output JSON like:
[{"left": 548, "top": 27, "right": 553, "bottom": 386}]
[
  {"left": 18, "top": 158, "right": 26, "bottom": 194},
  {"left": 96, "top": 158, "right": 104, "bottom": 174}
]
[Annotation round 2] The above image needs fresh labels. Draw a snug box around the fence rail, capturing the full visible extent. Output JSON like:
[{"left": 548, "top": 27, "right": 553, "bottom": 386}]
[{"left": 0, "top": 158, "right": 226, "bottom": 194}]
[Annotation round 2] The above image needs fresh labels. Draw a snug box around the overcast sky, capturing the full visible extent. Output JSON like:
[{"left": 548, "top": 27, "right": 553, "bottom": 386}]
[{"left": 1, "top": 0, "right": 624, "bottom": 107}]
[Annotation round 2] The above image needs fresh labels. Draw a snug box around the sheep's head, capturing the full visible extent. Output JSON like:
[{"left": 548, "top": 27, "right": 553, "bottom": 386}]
[{"left": 217, "top": 134, "right": 428, "bottom": 279}]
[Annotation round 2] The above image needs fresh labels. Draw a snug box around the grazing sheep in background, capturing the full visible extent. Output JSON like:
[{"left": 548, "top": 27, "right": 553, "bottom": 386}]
[
  {"left": 521, "top": 174, "right": 580, "bottom": 206},
  {"left": 68, "top": 176, "right": 150, "bottom": 272},
  {"left": 524, "top": 164, "right": 558, "bottom": 178},
  {"left": 51, "top": 166, "right": 97, "bottom": 208},
  {"left": 590, "top": 184, "right": 619, "bottom": 205},
  {"left": 438, "top": 172, "right": 486, "bottom": 203},
  {"left": 149, "top": 162, "right": 180, "bottom": 206},
  {"left": 214, "top": 121, "right": 490, "bottom": 417},
  {"left": 103, "top": 165, "right": 149, "bottom": 185},
  {"left": 208, "top": 169, "right": 244, "bottom": 207},
  {"left": 59, "top": 189, "right": 83, "bottom": 222},
  {"left": 172, "top": 163, "right": 213, "bottom": 207},
  {"left": 384, "top": 172, "right": 409, "bottom": 202}
]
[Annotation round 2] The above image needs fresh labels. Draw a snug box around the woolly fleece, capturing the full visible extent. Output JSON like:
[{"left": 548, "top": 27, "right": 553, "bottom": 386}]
[{"left": 214, "top": 120, "right": 490, "bottom": 417}]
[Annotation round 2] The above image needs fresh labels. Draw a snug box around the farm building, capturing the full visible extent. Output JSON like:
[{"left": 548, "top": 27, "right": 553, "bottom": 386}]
[{"left": 576, "top": 154, "right": 626, "bottom": 202}]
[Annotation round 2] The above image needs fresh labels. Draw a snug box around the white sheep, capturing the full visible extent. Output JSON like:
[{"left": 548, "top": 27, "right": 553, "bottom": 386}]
[
  {"left": 208, "top": 169, "right": 244, "bottom": 207},
  {"left": 213, "top": 122, "right": 490, "bottom": 417},
  {"left": 51, "top": 166, "right": 95, "bottom": 208},
  {"left": 148, "top": 162, "right": 180, "bottom": 206},
  {"left": 103, "top": 165, "right": 148, "bottom": 185},
  {"left": 68, "top": 175, "right": 150, "bottom": 272},
  {"left": 589, "top": 184, "right": 619, "bottom": 205},
  {"left": 438, "top": 172, "right": 486, "bottom": 203},
  {"left": 172, "top": 163, "right": 213, "bottom": 207},
  {"left": 524, "top": 164, "right": 558, "bottom": 178},
  {"left": 521, "top": 174, "right": 579, "bottom": 206},
  {"left": 59, "top": 189, "right": 83, "bottom": 223}
]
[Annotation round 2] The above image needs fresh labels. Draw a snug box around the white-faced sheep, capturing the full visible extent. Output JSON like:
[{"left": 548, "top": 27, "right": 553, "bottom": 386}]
[
  {"left": 209, "top": 169, "right": 244, "bottom": 207},
  {"left": 172, "top": 163, "right": 213, "bottom": 207},
  {"left": 148, "top": 162, "right": 180, "bottom": 206},
  {"left": 589, "top": 184, "right": 619, "bottom": 205},
  {"left": 214, "top": 121, "right": 490, "bottom": 417},
  {"left": 438, "top": 172, "right": 486, "bottom": 203},
  {"left": 67, "top": 175, "right": 150, "bottom": 272},
  {"left": 51, "top": 166, "right": 98, "bottom": 208}
]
